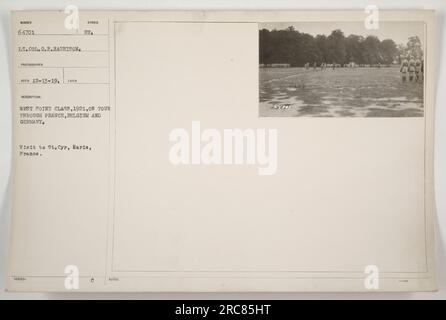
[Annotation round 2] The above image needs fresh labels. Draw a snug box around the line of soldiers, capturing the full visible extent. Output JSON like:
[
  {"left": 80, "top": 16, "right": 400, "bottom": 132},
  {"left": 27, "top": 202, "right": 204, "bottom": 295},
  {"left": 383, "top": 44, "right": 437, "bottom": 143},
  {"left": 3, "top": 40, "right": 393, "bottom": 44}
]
[
  {"left": 303, "top": 57, "right": 424, "bottom": 83},
  {"left": 304, "top": 61, "right": 377, "bottom": 71},
  {"left": 400, "top": 56, "right": 423, "bottom": 82},
  {"left": 304, "top": 62, "right": 346, "bottom": 70}
]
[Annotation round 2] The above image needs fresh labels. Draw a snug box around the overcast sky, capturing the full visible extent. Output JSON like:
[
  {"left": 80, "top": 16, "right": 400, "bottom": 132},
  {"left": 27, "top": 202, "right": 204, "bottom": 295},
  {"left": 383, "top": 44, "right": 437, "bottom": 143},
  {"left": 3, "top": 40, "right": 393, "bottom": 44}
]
[{"left": 259, "top": 21, "right": 425, "bottom": 46}]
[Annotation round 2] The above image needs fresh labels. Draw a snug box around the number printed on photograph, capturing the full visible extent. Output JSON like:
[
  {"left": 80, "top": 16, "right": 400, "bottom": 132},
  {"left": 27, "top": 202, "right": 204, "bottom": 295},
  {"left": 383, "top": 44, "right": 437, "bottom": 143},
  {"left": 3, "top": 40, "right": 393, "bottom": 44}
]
[{"left": 259, "top": 22, "right": 425, "bottom": 117}]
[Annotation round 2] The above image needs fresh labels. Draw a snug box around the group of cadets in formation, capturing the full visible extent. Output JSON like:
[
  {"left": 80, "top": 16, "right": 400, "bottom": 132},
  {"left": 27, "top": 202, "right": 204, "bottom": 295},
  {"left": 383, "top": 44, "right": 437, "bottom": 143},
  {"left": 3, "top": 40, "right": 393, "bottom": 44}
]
[
  {"left": 303, "top": 56, "right": 423, "bottom": 83},
  {"left": 400, "top": 56, "right": 423, "bottom": 83}
]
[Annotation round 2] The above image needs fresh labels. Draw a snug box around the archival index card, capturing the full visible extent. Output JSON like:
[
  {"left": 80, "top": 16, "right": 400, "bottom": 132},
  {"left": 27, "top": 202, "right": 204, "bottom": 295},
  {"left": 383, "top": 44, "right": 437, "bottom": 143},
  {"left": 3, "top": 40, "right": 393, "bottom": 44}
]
[{"left": 8, "top": 10, "right": 437, "bottom": 292}]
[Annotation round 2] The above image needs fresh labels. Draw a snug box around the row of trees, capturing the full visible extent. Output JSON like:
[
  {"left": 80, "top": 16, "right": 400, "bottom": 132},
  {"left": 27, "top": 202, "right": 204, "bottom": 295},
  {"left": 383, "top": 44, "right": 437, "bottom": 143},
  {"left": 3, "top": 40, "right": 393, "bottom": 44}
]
[{"left": 259, "top": 27, "right": 421, "bottom": 67}]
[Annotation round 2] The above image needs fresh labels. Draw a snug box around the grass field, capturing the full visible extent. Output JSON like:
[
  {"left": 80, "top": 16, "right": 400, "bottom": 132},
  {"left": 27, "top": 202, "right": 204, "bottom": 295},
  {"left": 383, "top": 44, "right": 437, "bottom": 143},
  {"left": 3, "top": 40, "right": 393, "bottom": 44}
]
[{"left": 259, "top": 67, "right": 424, "bottom": 117}]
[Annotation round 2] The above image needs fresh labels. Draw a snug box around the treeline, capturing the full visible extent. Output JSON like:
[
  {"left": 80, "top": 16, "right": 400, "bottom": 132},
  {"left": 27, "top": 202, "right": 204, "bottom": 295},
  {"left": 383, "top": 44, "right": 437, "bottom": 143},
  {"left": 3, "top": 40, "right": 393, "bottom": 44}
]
[{"left": 259, "top": 27, "right": 419, "bottom": 67}]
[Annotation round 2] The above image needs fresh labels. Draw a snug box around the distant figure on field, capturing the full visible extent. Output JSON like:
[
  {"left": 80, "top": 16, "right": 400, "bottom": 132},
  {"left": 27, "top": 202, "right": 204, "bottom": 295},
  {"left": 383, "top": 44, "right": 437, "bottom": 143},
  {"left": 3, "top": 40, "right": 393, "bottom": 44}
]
[
  {"left": 400, "top": 57, "right": 409, "bottom": 82},
  {"left": 415, "top": 58, "right": 422, "bottom": 82},
  {"left": 408, "top": 56, "right": 416, "bottom": 82}
]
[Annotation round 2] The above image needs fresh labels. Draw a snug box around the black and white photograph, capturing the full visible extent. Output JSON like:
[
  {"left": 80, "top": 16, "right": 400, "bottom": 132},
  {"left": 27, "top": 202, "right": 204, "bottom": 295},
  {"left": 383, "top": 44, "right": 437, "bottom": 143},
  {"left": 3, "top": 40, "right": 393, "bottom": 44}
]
[{"left": 259, "top": 22, "right": 425, "bottom": 117}]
